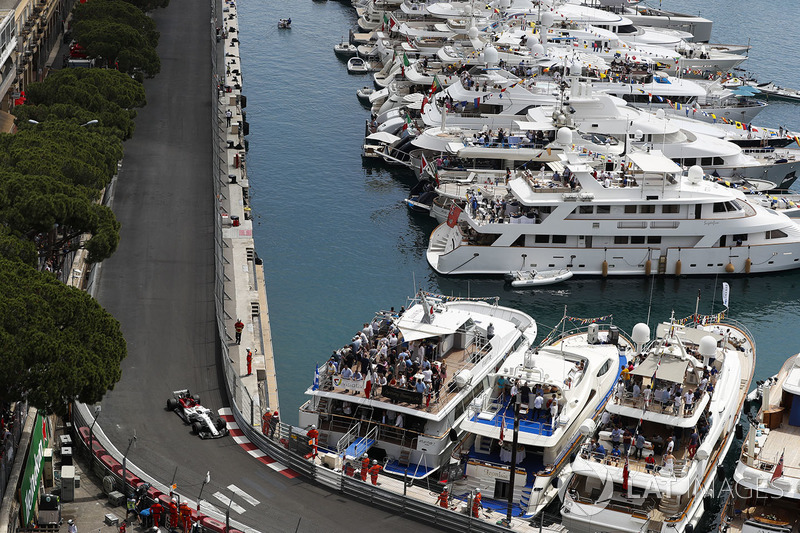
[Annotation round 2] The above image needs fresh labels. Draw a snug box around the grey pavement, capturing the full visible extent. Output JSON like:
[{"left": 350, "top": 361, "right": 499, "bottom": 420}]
[{"left": 90, "top": 0, "right": 437, "bottom": 531}]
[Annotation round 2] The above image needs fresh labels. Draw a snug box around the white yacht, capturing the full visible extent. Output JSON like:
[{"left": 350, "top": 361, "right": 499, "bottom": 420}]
[
  {"left": 298, "top": 291, "right": 537, "bottom": 481},
  {"left": 722, "top": 354, "right": 800, "bottom": 533},
  {"left": 426, "top": 141, "right": 800, "bottom": 277},
  {"left": 561, "top": 316, "right": 755, "bottom": 533},
  {"left": 448, "top": 316, "right": 633, "bottom": 518}
]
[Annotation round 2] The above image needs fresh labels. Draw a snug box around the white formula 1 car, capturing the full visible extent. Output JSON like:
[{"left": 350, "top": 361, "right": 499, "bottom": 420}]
[{"left": 166, "top": 389, "right": 229, "bottom": 439}]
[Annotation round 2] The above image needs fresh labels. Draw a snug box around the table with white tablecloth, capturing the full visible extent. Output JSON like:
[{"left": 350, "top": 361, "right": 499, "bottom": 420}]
[{"left": 499, "top": 444, "right": 526, "bottom": 464}]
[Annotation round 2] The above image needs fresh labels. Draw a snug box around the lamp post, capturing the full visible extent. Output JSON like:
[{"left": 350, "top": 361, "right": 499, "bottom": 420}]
[
  {"left": 120, "top": 431, "right": 137, "bottom": 497},
  {"left": 81, "top": 119, "right": 99, "bottom": 126},
  {"left": 197, "top": 471, "right": 210, "bottom": 511},
  {"left": 505, "top": 399, "right": 521, "bottom": 527},
  {"left": 88, "top": 405, "right": 101, "bottom": 465}
]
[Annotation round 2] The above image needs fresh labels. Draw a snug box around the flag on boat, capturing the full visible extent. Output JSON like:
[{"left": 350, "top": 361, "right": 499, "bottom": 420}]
[
  {"left": 446, "top": 203, "right": 462, "bottom": 228},
  {"left": 622, "top": 456, "right": 629, "bottom": 492},
  {"left": 420, "top": 153, "right": 428, "bottom": 175},
  {"left": 795, "top": 136, "right": 800, "bottom": 148},
  {"left": 312, "top": 364, "right": 320, "bottom": 391},
  {"left": 429, "top": 75, "right": 442, "bottom": 97},
  {"left": 499, "top": 417, "right": 506, "bottom": 446},
  {"left": 722, "top": 282, "right": 730, "bottom": 308},
  {"left": 771, "top": 450, "right": 784, "bottom": 483},
  {"left": 402, "top": 115, "right": 412, "bottom": 131},
  {"left": 403, "top": 52, "right": 410, "bottom": 67}
]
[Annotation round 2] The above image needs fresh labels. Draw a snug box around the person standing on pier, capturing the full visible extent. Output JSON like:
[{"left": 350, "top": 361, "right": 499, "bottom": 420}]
[
  {"left": 368, "top": 460, "right": 382, "bottom": 485},
  {"left": 234, "top": 319, "right": 244, "bottom": 344}
]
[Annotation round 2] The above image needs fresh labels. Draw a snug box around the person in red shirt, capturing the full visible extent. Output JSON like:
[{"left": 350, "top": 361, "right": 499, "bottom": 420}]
[
  {"left": 234, "top": 319, "right": 244, "bottom": 344},
  {"left": 150, "top": 502, "right": 163, "bottom": 527},
  {"left": 360, "top": 454, "right": 370, "bottom": 482},
  {"left": 368, "top": 460, "right": 382, "bottom": 485},
  {"left": 168, "top": 500, "right": 179, "bottom": 529},
  {"left": 437, "top": 488, "right": 449, "bottom": 508},
  {"left": 307, "top": 425, "right": 319, "bottom": 458},
  {"left": 261, "top": 410, "right": 272, "bottom": 435},
  {"left": 472, "top": 489, "right": 482, "bottom": 518}
]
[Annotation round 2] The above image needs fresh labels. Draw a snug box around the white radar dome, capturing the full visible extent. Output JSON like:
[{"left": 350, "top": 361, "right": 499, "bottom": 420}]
[
  {"left": 468, "top": 26, "right": 479, "bottom": 40},
  {"left": 556, "top": 127, "right": 572, "bottom": 145},
  {"left": 688, "top": 165, "right": 704, "bottom": 184},
  {"left": 541, "top": 12, "right": 554, "bottom": 28},
  {"left": 699, "top": 336, "right": 717, "bottom": 358},
  {"left": 530, "top": 43, "right": 545, "bottom": 57},
  {"left": 483, "top": 45, "right": 499, "bottom": 66},
  {"left": 631, "top": 323, "right": 650, "bottom": 345}
]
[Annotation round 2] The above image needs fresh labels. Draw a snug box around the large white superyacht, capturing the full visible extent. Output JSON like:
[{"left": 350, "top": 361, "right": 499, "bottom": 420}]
[
  {"left": 298, "top": 291, "right": 537, "bottom": 481},
  {"left": 426, "top": 143, "right": 800, "bottom": 277},
  {"left": 561, "top": 314, "right": 755, "bottom": 533}
]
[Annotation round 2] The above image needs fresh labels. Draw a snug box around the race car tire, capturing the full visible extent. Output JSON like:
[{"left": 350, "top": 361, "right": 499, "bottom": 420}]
[
  {"left": 193, "top": 394, "right": 201, "bottom": 403},
  {"left": 166, "top": 398, "right": 178, "bottom": 411},
  {"left": 192, "top": 422, "right": 203, "bottom": 435},
  {"left": 215, "top": 417, "right": 226, "bottom": 431}
]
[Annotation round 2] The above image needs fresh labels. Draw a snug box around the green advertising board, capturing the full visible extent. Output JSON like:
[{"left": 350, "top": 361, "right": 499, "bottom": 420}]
[{"left": 19, "top": 413, "right": 49, "bottom": 526}]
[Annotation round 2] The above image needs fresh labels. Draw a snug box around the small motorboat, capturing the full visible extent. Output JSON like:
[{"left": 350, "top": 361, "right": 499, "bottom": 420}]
[
  {"left": 504, "top": 268, "right": 573, "bottom": 287},
  {"left": 356, "top": 86, "right": 374, "bottom": 103},
  {"left": 278, "top": 18, "right": 291, "bottom": 29},
  {"left": 334, "top": 40, "right": 358, "bottom": 57},
  {"left": 347, "top": 56, "right": 369, "bottom": 74}
]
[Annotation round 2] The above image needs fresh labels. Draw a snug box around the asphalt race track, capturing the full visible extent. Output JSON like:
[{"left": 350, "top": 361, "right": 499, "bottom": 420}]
[{"left": 91, "top": 0, "right": 439, "bottom": 531}]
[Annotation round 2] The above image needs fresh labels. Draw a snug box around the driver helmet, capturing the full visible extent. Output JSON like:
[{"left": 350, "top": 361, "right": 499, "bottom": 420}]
[
  {"left": 310, "top": 424, "right": 316, "bottom": 430},
  {"left": 372, "top": 460, "right": 377, "bottom": 465},
  {"left": 68, "top": 520, "right": 74, "bottom": 525}
]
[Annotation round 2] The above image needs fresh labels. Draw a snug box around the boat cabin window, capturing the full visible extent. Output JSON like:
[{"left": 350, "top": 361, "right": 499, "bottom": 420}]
[
  {"left": 614, "top": 236, "right": 628, "bottom": 244},
  {"left": 631, "top": 236, "right": 645, "bottom": 244},
  {"left": 683, "top": 158, "right": 697, "bottom": 167},
  {"left": 639, "top": 205, "right": 655, "bottom": 214},
  {"left": 552, "top": 235, "right": 567, "bottom": 244},
  {"left": 713, "top": 202, "right": 727, "bottom": 213},
  {"left": 624, "top": 205, "right": 637, "bottom": 214},
  {"left": 662, "top": 205, "right": 680, "bottom": 214},
  {"left": 732, "top": 233, "right": 748, "bottom": 243},
  {"left": 647, "top": 236, "right": 662, "bottom": 244},
  {"left": 596, "top": 358, "right": 612, "bottom": 377},
  {"left": 535, "top": 234, "right": 549, "bottom": 243},
  {"left": 767, "top": 229, "right": 788, "bottom": 239},
  {"left": 713, "top": 201, "right": 740, "bottom": 213},
  {"left": 578, "top": 206, "right": 594, "bottom": 214},
  {"left": 597, "top": 205, "right": 611, "bottom": 214}
]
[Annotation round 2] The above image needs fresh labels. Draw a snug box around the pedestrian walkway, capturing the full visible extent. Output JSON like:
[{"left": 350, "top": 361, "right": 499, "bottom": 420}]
[{"left": 212, "top": 0, "right": 279, "bottom": 427}]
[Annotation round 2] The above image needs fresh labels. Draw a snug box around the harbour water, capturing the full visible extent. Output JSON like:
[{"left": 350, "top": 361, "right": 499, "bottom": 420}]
[
  {"left": 236, "top": 0, "right": 800, "bottom": 527},
  {"left": 241, "top": 0, "right": 800, "bottom": 420}
]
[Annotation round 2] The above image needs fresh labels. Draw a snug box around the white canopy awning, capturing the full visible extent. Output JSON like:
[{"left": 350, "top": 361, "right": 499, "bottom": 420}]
[{"left": 630, "top": 356, "right": 689, "bottom": 383}]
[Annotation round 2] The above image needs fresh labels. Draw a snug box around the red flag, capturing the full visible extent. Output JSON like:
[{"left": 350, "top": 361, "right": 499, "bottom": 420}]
[
  {"left": 420, "top": 154, "right": 428, "bottom": 175},
  {"left": 771, "top": 451, "right": 784, "bottom": 483},
  {"left": 499, "top": 417, "right": 506, "bottom": 446},
  {"left": 446, "top": 204, "right": 462, "bottom": 228},
  {"left": 622, "top": 456, "right": 629, "bottom": 492},
  {"left": 421, "top": 96, "right": 428, "bottom": 113}
]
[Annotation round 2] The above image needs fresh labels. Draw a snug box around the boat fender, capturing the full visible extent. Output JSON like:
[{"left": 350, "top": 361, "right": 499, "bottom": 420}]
[
  {"left": 717, "top": 464, "right": 726, "bottom": 481},
  {"left": 449, "top": 428, "right": 459, "bottom": 442},
  {"left": 685, "top": 525, "right": 694, "bottom": 533},
  {"left": 602, "top": 260, "right": 608, "bottom": 277},
  {"left": 745, "top": 258, "right": 752, "bottom": 274},
  {"left": 735, "top": 423, "right": 744, "bottom": 440},
  {"left": 675, "top": 260, "right": 681, "bottom": 277},
  {"left": 725, "top": 262, "right": 735, "bottom": 273},
  {"left": 645, "top": 259, "right": 651, "bottom": 276}
]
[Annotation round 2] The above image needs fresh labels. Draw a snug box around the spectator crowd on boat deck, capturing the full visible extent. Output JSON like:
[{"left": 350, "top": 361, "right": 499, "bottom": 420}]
[
  {"left": 319, "top": 308, "right": 448, "bottom": 407},
  {"left": 583, "top": 355, "right": 718, "bottom": 473},
  {"left": 495, "top": 373, "right": 566, "bottom": 429}
]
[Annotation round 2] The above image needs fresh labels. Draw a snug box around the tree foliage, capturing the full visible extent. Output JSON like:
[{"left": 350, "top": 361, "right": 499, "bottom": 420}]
[
  {"left": 0, "top": 257, "right": 127, "bottom": 415},
  {"left": 72, "top": 0, "right": 160, "bottom": 77},
  {"left": 0, "top": 122, "right": 123, "bottom": 192},
  {"left": 0, "top": 171, "right": 121, "bottom": 263},
  {"left": 13, "top": 69, "right": 146, "bottom": 139},
  {"left": 0, "top": 228, "right": 36, "bottom": 267}
]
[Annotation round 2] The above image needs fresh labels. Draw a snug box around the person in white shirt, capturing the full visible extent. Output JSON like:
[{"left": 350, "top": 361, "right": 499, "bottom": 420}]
[
  {"left": 665, "top": 437, "right": 674, "bottom": 454},
  {"left": 600, "top": 411, "right": 611, "bottom": 429},
  {"left": 673, "top": 394, "right": 683, "bottom": 416},
  {"left": 342, "top": 367, "right": 353, "bottom": 379},
  {"left": 549, "top": 397, "right": 559, "bottom": 427},
  {"left": 643, "top": 385, "right": 652, "bottom": 406},
  {"left": 533, "top": 394, "right": 544, "bottom": 421},
  {"left": 395, "top": 413, "right": 404, "bottom": 428}
]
